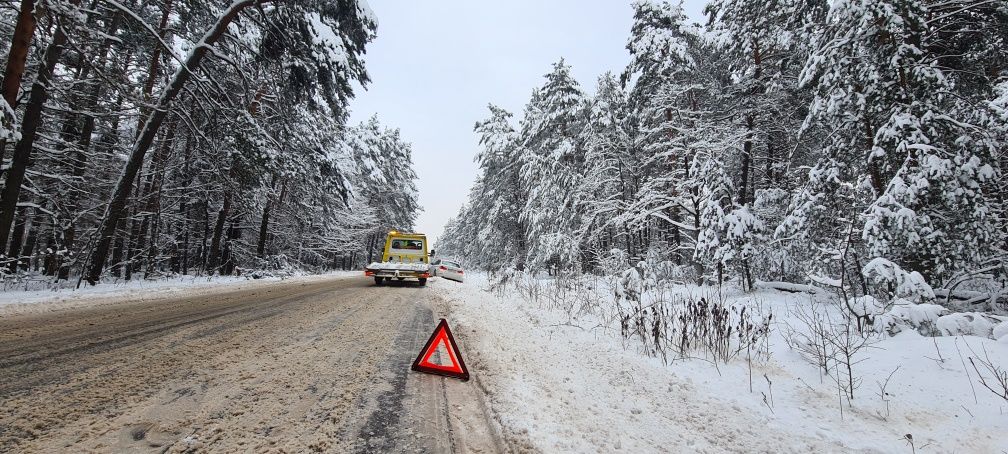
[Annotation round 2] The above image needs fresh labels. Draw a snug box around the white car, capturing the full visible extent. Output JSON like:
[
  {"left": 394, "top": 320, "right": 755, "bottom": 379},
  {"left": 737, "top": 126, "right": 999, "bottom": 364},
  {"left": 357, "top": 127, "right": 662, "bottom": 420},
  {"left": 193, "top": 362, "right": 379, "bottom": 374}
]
[{"left": 431, "top": 259, "right": 465, "bottom": 283}]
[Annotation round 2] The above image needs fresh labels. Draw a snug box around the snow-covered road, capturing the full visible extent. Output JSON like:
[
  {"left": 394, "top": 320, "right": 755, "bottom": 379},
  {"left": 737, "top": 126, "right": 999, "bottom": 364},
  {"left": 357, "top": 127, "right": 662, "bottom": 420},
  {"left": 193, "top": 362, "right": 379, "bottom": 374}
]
[{"left": 0, "top": 275, "right": 501, "bottom": 453}]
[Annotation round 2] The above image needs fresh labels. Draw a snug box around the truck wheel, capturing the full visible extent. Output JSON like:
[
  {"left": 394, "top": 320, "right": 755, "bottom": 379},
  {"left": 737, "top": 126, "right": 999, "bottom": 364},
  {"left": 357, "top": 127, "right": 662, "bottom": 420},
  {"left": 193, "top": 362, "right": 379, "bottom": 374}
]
[
  {"left": 374, "top": 276, "right": 384, "bottom": 286},
  {"left": 418, "top": 278, "right": 427, "bottom": 286}
]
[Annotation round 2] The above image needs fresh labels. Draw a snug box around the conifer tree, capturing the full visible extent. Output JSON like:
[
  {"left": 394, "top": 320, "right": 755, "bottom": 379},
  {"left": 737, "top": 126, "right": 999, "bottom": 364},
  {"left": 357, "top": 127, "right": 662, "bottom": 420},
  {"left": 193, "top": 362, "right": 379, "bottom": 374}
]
[{"left": 519, "top": 60, "right": 588, "bottom": 272}]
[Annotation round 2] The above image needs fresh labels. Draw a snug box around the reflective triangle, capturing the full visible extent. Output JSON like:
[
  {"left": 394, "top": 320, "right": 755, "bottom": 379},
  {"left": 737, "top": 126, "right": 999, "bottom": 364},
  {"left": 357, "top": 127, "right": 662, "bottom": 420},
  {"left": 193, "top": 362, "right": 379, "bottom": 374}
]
[{"left": 411, "top": 318, "right": 470, "bottom": 381}]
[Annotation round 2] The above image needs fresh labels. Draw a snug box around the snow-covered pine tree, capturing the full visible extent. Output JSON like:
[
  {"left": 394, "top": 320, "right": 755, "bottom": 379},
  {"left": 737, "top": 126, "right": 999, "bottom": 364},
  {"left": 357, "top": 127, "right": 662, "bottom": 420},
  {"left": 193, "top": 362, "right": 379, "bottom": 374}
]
[
  {"left": 704, "top": 0, "right": 828, "bottom": 285},
  {"left": 518, "top": 60, "right": 589, "bottom": 273},
  {"left": 621, "top": 0, "right": 755, "bottom": 283},
  {"left": 793, "top": 0, "right": 1003, "bottom": 288},
  {"left": 472, "top": 104, "right": 526, "bottom": 269},
  {"left": 692, "top": 148, "right": 766, "bottom": 288},
  {"left": 619, "top": 0, "right": 697, "bottom": 264},
  {"left": 579, "top": 73, "right": 635, "bottom": 270},
  {"left": 348, "top": 116, "right": 420, "bottom": 264}
]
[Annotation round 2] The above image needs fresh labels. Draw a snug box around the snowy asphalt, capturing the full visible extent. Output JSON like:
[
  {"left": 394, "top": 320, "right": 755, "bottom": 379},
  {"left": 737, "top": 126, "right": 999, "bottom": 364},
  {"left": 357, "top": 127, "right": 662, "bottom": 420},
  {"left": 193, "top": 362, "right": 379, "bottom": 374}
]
[{"left": 0, "top": 275, "right": 502, "bottom": 453}]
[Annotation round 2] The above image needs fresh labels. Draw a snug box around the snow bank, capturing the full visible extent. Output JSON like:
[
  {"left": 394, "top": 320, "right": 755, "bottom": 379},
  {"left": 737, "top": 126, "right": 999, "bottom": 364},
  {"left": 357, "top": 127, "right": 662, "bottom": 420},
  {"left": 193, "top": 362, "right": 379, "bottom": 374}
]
[
  {"left": 0, "top": 271, "right": 356, "bottom": 316},
  {"left": 850, "top": 295, "right": 884, "bottom": 317},
  {"left": 993, "top": 321, "right": 1008, "bottom": 342},
  {"left": 935, "top": 312, "right": 998, "bottom": 338},
  {"left": 875, "top": 302, "right": 946, "bottom": 335},
  {"left": 874, "top": 302, "right": 1002, "bottom": 339},
  {"left": 433, "top": 274, "right": 1008, "bottom": 453}
]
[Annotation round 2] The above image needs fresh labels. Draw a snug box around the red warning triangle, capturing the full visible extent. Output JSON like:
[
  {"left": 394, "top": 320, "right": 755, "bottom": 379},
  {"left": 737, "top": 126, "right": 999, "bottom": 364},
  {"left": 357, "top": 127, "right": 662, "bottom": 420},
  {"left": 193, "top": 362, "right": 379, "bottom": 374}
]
[{"left": 411, "top": 318, "right": 470, "bottom": 381}]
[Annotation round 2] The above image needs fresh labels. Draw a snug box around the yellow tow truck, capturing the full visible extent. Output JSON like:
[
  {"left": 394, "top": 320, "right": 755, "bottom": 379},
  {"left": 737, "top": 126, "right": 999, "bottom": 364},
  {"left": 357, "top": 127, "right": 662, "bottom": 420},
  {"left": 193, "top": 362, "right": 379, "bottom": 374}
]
[{"left": 364, "top": 231, "right": 432, "bottom": 286}]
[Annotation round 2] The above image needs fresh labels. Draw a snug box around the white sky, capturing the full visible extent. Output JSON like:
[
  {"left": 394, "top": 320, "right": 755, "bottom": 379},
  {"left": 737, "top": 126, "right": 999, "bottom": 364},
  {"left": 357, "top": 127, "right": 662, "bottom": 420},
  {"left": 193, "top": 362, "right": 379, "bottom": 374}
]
[{"left": 348, "top": 1, "right": 706, "bottom": 244}]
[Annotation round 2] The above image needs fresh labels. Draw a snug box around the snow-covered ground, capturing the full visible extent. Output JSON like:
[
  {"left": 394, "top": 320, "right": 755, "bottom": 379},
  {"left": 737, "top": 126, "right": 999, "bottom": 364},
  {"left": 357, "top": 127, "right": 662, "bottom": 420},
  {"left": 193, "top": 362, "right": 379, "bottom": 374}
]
[
  {"left": 0, "top": 271, "right": 358, "bottom": 316},
  {"left": 432, "top": 274, "right": 1008, "bottom": 453}
]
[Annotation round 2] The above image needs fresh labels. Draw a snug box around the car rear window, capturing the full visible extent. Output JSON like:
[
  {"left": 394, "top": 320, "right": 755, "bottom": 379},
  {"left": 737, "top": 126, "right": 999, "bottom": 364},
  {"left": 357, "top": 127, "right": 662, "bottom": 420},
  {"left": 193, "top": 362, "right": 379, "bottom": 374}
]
[{"left": 390, "top": 239, "right": 424, "bottom": 250}]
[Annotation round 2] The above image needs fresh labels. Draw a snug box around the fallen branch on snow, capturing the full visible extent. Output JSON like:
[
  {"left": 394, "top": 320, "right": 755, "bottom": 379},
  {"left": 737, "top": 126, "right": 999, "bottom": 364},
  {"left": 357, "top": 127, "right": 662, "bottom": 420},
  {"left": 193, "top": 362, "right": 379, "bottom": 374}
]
[{"left": 755, "top": 280, "right": 826, "bottom": 295}]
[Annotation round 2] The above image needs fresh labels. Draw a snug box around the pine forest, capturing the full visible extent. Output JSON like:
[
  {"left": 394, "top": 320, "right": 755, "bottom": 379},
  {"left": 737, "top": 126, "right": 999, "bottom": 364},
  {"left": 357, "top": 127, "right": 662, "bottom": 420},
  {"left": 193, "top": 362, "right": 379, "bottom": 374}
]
[
  {"left": 439, "top": 0, "right": 1008, "bottom": 313},
  {"left": 0, "top": 0, "right": 419, "bottom": 287}
]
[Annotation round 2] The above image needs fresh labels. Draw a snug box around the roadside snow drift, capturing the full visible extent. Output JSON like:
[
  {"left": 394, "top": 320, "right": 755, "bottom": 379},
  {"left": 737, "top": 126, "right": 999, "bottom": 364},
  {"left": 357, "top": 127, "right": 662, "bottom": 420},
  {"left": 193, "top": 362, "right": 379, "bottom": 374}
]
[
  {"left": 431, "top": 274, "right": 1008, "bottom": 453},
  {"left": 0, "top": 272, "right": 357, "bottom": 316}
]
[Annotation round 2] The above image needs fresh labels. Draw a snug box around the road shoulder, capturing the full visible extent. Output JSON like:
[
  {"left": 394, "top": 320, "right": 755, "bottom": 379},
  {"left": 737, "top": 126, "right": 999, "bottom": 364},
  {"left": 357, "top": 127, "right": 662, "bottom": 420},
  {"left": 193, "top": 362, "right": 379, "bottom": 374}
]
[{"left": 427, "top": 279, "right": 528, "bottom": 453}]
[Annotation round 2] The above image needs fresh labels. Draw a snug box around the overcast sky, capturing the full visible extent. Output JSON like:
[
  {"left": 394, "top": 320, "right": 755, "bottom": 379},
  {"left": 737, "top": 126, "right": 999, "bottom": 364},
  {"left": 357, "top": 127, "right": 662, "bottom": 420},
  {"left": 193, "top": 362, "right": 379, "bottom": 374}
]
[{"left": 348, "top": 1, "right": 705, "bottom": 244}]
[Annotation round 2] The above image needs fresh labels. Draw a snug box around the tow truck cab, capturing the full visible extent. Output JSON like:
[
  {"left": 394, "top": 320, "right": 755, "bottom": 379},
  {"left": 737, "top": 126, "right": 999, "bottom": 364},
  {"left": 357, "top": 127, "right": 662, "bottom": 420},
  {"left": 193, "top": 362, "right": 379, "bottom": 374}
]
[{"left": 364, "top": 231, "right": 432, "bottom": 286}]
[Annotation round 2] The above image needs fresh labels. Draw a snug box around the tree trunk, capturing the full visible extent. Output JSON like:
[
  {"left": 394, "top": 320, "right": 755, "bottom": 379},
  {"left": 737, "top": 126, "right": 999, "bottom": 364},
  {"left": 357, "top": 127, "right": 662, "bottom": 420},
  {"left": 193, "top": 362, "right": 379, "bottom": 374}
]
[
  {"left": 738, "top": 114, "right": 754, "bottom": 206},
  {"left": 0, "top": 0, "right": 38, "bottom": 166},
  {"left": 135, "top": 0, "right": 174, "bottom": 138},
  {"left": 207, "top": 192, "right": 231, "bottom": 273},
  {"left": 144, "top": 156, "right": 170, "bottom": 278},
  {"left": 125, "top": 171, "right": 145, "bottom": 280},
  {"left": 19, "top": 210, "right": 37, "bottom": 271},
  {"left": 86, "top": 0, "right": 265, "bottom": 284},
  {"left": 0, "top": 12, "right": 73, "bottom": 255},
  {"left": 864, "top": 118, "right": 884, "bottom": 195},
  {"left": 256, "top": 175, "right": 277, "bottom": 257},
  {"left": 743, "top": 259, "right": 753, "bottom": 292},
  {"left": 199, "top": 199, "right": 209, "bottom": 273},
  {"left": 144, "top": 201, "right": 162, "bottom": 278},
  {"left": 179, "top": 133, "right": 192, "bottom": 275},
  {"left": 58, "top": 224, "right": 76, "bottom": 279},
  {"left": 256, "top": 179, "right": 286, "bottom": 257},
  {"left": 692, "top": 199, "right": 704, "bottom": 285},
  {"left": 256, "top": 201, "right": 271, "bottom": 257},
  {"left": 765, "top": 137, "right": 774, "bottom": 188},
  {"left": 222, "top": 220, "right": 239, "bottom": 275},
  {"left": 180, "top": 200, "right": 190, "bottom": 275},
  {"left": 110, "top": 217, "right": 125, "bottom": 278},
  {"left": 0, "top": 0, "right": 35, "bottom": 109},
  {"left": 43, "top": 233, "right": 57, "bottom": 275},
  {"left": 6, "top": 207, "right": 27, "bottom": 272}
]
